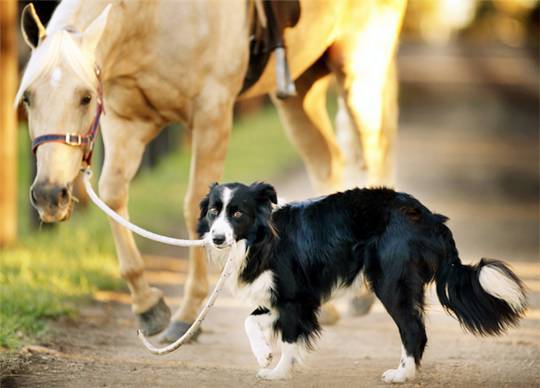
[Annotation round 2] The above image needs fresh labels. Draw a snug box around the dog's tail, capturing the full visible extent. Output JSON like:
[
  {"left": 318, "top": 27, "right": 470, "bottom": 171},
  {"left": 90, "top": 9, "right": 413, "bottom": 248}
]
[{"left": 435, "top": 224, "right": 527, "bottom": 335}]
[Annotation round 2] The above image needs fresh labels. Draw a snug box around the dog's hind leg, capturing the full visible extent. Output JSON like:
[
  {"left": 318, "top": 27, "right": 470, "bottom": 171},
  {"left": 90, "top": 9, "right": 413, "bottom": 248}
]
[
  {"left": 371, "top": 273, "right": 427, "bottom": 383},
  {"left": 245, "top": 309, "right": 274, "bottom": 368}
]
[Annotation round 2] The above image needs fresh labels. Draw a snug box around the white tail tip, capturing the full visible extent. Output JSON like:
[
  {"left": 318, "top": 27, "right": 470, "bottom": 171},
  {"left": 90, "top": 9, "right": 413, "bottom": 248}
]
[{"left": 479, "top": 264, "right": 526, "bottom": 312}]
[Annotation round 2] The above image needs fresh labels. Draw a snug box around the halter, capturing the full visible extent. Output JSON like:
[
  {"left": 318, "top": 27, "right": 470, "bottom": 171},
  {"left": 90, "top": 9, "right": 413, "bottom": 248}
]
[{"left": 31, "top": 66, "right": 105, "bottom": 165}]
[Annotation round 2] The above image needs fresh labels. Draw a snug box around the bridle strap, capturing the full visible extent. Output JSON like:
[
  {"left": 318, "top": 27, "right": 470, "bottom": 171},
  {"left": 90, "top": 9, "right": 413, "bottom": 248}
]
[{"left": 31, "top": 66, "right": 104, "bottom": 166}]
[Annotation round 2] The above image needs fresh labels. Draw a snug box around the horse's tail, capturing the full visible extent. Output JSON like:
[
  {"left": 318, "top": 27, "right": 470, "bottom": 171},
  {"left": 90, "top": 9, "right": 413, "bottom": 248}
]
[{"left": 435, "top": 224, "right": 527, "bottom": 335}]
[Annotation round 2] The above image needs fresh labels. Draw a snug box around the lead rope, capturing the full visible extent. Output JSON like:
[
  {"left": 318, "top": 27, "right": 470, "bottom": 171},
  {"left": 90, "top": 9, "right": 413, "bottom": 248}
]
[
  {"left": 137, "top": 246, "right": 235, "bottom": 355},
  {"left": 82, "top": 169, "right": 205, "bottom": 247},
  {"left": 82, "top": 168, "right": 235, "bottom": 355}
]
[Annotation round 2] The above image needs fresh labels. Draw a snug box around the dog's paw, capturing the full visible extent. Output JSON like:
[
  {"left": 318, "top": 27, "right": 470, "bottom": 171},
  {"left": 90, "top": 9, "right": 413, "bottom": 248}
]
[
  {"left": 255, "top": 348, "right": 273, "bottom": 368},
  {"left": 381, "top": 368, "right": 413, "bottom": 384},
  {"left": 257, "top": 367, "right": 290, "bottom": 380}
]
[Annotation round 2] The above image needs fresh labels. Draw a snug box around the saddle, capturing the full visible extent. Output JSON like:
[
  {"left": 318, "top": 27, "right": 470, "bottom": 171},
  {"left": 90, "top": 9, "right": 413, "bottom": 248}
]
[{"left": 240, "top": 0, "right": 300, "bottom": 98}]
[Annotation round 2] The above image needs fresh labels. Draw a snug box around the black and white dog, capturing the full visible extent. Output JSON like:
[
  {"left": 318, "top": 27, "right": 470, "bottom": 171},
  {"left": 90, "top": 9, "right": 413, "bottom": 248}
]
[{"left": 197, "top": 182, "right": 527, "bottom": 383}]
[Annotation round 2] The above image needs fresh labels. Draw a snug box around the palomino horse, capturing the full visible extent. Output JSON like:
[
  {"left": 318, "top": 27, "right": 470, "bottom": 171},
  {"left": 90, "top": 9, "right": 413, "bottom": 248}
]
[{"left": 17, "top": 0, "right": 406, "bottom": 343}]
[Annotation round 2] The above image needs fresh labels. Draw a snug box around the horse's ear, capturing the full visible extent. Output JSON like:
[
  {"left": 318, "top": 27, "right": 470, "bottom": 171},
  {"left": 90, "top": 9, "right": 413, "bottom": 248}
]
[
  {"left": 81, "top": 4, "right": 112, "bottom": 53},
  {"left": 21, "top": 4, "right": 47, "bottom": 50}
]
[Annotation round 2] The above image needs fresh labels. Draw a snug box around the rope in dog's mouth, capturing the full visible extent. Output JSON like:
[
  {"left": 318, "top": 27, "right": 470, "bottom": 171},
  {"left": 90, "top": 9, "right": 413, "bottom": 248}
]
[{"left": 82, "top": 168, "right": 234, "bottom": 355}]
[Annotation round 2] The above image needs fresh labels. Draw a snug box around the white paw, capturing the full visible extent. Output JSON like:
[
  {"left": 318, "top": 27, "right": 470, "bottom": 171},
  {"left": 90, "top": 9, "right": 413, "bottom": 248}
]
[
  {"left": 255, "top": 348, "right": 273, "bottom": 368},
  {"left": 257, "top": 367, "right": 290, "bottom": 380},
  {"left": 382, "top": 368, "right": 413, "bottom": 384}
]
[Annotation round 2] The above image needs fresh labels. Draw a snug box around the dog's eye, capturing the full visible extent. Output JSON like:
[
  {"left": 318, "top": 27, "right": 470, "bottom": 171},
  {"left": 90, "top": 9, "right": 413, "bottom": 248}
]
[
  {"left": 208, "top": 208, "right": 219, "bottom": 218},
  {"left": 232, "top": 211, "right": 242, "bottom": 219}
]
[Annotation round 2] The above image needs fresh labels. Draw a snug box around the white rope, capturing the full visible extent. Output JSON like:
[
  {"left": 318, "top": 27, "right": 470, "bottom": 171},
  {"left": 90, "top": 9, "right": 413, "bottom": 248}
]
[
  {"left": 82, "top": 167, "right": 234, "bottom": 354},
  {"left": 82, "top": 169, "right": 205, "bottom": 247},
  {"left": 137, "top": 244, "right": 235, "bottom": 355}
]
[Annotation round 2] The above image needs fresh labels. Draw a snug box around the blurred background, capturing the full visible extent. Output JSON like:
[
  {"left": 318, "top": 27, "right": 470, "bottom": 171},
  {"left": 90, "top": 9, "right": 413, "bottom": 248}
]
[{"left": 0, "top": 0, "right": 538, "bottom": 353}]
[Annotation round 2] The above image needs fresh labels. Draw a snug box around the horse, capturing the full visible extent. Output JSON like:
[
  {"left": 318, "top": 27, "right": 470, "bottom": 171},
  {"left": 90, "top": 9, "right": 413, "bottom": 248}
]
[{"left": 16, "top": 0, "right": 406, "bottom": 343}]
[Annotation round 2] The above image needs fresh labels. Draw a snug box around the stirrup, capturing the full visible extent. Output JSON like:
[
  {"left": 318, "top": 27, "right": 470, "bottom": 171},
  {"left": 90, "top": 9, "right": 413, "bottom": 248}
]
[{"left": 274, "top": 46, "right": 296, "bottom": 99}]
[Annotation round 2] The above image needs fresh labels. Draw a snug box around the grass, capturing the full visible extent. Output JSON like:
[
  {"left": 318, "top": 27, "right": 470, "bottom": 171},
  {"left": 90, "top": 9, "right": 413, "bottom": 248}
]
[{"left": 0, "top": 103, "right": 299, "bottom": 349}]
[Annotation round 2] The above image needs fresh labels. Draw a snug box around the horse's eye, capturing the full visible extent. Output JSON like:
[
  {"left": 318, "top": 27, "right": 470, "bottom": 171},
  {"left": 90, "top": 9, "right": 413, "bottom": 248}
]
[
  {"left": 233, "top": 211, "right": 242, "bottom": 219},
  {"left": 80, "top": 95, "right": 92, "bottom": 106},
  {"left": 208, "top": 208, "right": 219, "bottom": 218},
  {"left": 22, "top": 92, "right": 30, "bottom": 106}
]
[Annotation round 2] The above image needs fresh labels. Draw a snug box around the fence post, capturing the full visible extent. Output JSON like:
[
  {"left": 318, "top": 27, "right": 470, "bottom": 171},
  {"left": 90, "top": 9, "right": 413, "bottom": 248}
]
[{"left": 0, "top": 0, "right": 18, "bottom": 246}]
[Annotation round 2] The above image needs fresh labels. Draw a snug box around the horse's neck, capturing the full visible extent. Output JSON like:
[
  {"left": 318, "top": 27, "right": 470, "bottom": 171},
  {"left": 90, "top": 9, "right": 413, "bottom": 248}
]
[
  {"left": 47, "top": 0, "right": 148, "bottom": 76},
  {"left": 45, "top": 0, "right": 249, "bottom": 123}
]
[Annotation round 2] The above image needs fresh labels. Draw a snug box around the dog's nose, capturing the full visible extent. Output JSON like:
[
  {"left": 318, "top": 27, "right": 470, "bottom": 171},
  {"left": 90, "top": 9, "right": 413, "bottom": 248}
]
[{"left": 212, "top": 235, "right": 226, "bottom": 245}]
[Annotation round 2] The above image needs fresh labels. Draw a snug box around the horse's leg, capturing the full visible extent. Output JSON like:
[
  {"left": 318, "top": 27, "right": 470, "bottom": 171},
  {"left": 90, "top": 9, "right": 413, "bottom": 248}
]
[
  {"left": 329, "top": 1, "right": 405, "bottom": 316},
  {"left": 271, "top": 60, "right": 343, "bottom": 194},
  {"left": 98, "top": 114, "right": 170, "bottom": 336},
  {"left": 329, "top": 1, "right": 404, "bottom": 187},
  {"left": 271, "top": 61, "right": 343, "bottom": 325},
  {"left": 333, "top": 61, "right": 398, "bottom": 317},
  {"left": 160, "top": 87, "right": 234, "bottom": 343},
  {"left": 333, "top": 59, "right": 399, "bottom": 188}
]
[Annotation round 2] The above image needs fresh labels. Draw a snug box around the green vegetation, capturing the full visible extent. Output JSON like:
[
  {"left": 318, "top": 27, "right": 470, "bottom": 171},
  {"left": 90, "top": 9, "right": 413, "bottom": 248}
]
[{"left": 0, "top": 104, "right": 300, "bottom": 349}]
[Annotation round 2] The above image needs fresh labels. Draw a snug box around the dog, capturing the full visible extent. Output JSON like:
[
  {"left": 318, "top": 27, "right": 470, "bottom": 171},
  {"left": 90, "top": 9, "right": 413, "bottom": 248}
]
[{"left": 197, "top": 182, "right": 527, "bottom": 383}]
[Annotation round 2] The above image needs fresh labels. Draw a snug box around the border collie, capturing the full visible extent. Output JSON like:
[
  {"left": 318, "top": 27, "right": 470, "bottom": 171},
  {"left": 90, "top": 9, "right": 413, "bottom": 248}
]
[{"left": 197, "top": 182, "right": 527, "bottom": 383}]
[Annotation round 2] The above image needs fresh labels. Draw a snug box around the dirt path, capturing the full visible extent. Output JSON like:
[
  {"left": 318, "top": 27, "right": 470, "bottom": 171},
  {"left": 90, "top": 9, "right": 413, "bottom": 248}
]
[
  {"left": 3, "top": 45, "right": 539, "bottom": 387},
  {"left": 6, "top": 257, "right": 540, "bottom": 388}
]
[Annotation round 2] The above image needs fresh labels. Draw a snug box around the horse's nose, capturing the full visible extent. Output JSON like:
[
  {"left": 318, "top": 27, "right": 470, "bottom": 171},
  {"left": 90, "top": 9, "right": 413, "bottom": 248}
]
[{"left": 31, "top": 183, "right": 70, "bottom": 208}]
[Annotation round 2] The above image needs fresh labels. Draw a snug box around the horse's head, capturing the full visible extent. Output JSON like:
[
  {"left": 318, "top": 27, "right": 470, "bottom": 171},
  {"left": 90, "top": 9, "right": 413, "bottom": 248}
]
[{"left": 17, "top": 4, "right": 111, "bottom": 222}]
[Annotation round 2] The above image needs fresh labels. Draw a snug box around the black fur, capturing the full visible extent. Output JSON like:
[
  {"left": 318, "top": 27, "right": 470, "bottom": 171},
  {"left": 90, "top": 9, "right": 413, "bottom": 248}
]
[{"left": 198, "top": 183, "right": 527, "bottom": 367}]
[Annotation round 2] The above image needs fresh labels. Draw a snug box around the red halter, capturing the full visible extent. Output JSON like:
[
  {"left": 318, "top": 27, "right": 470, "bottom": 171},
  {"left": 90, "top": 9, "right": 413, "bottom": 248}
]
[{"left": 31, "top": 66, "right": 105, "bottom": 165}]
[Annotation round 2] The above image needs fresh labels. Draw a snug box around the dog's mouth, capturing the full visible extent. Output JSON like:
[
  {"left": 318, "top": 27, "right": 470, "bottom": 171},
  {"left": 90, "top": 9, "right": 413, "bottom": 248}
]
[
  {"left": 206, "top": 233, "right": 235, "bottom": 250},
  {"left": 209, "top": 238, "right": 235, "bottom": 250},
  {"left": 213, "top": 242, "right": 232, "bottom": 250}
]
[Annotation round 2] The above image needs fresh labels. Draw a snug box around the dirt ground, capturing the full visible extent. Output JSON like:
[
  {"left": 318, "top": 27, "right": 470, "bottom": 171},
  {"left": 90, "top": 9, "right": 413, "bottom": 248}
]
[{"left": 2, "top": 45, "right": 539, "bottom": 387}]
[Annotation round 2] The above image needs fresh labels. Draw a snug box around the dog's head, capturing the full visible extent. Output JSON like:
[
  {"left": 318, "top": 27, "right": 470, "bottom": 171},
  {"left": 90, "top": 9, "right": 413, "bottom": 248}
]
[{"left": 197, "top": 182, "right": 277, "bottom": 249}]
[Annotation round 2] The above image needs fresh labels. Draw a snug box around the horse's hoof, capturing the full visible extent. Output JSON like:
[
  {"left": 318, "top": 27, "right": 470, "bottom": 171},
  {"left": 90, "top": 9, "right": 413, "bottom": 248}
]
[
  {"left": 318, "top": 303, "right": 340, "bottom": 325},
  {"left": 158, "top": 320, "right": 202, "bottom": 344},
  {"left": 349, "top": 293, "right": 376, "bottom": 317},
  {"left": 136, "top": 297, "right": 171, "bottom": 336}
]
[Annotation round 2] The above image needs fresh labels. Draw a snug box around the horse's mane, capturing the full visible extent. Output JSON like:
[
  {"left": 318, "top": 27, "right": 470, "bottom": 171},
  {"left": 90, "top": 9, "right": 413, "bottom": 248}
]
[{"left": 15, "top": 28, "right": 97, "bottom": 106}]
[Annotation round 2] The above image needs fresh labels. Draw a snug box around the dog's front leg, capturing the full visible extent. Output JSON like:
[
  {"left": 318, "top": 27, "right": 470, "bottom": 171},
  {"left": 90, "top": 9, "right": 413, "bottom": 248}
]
[
  {"left": 257, "top": 341, "right": 300, "bottom": 380},
  {"left": 244, "top": 311, "right": 273, "bottom": 368}
]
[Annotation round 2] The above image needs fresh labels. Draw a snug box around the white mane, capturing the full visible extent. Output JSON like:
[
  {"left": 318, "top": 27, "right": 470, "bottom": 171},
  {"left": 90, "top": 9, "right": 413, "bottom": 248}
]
[{"left": 15, "top": 28, "right": 97, "bottom": 106}]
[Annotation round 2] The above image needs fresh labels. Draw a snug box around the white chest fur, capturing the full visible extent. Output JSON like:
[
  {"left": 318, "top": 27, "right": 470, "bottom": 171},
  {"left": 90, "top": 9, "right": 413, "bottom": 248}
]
[
  {"left": 229, "top": 270, "right": 274, "bottom": 307},
  {"left": 206, "top": 240, "right": 274, "bottom": 307}
]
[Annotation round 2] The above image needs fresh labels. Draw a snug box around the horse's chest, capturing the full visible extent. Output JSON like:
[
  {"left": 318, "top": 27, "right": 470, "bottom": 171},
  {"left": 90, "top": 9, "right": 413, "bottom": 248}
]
[{"left": 227, "top": 270, "right": 274, "bottom": 307}]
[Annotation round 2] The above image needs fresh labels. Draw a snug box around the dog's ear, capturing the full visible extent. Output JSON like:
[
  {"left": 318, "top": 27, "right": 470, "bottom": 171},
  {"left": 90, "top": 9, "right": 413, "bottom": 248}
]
[
  {"left": 198, "top": 194, "right": 210, "bottom": 218},
  {"left": 198, "top": 183, "right": 218, "bottom": 219},
  {"left": 197, "top": 191, "right": 212, "bottom": 237},
  {"left": 250, "top": 182, "right": 277, "bottom": 205}
]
